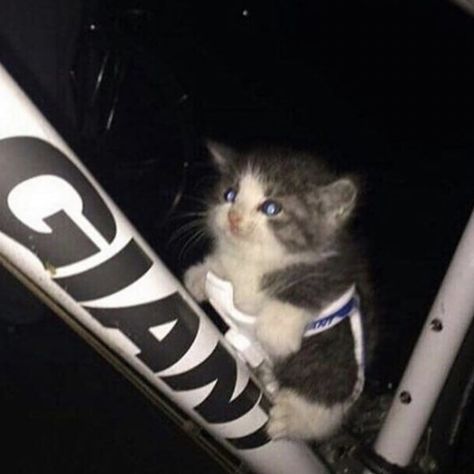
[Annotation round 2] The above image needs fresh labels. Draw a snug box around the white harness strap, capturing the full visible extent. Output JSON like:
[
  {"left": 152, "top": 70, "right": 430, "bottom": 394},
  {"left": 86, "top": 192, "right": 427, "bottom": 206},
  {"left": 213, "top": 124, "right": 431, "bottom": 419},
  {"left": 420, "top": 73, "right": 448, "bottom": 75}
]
[
  {"left": 205, "top": 271, "right": 268, "bottom": 368},
  {"left": 205, "top": 272, "right": 365, "bottom": 400}
]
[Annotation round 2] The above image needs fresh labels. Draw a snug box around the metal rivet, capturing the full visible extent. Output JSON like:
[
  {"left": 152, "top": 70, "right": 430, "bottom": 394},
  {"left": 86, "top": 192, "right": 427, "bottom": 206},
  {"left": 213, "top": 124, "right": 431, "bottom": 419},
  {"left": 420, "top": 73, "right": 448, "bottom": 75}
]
[
  {"left": 419, "top": 455, "right": 438, "bottom": 473},
  {"left": 178, "top": 93, "right": 189, "bottom": 104},
  {"left": 400, "top": 391, "right": 412, "bottom": 404},
  {"left": 430, "top": 319, "right": 443, "bottom": 332}
]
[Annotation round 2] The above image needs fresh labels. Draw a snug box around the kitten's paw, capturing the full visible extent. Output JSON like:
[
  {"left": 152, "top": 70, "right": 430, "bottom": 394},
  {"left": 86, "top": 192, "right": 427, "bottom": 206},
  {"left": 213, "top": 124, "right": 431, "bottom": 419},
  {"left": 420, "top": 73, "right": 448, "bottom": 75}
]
[
  {"left": 234, "top": 290, "right": 264, "bottom": 315},
  {"left": 255, "top": 303, "right": 306, "bottom": 360},
  {"left": 257, "top": 326, "right": 301, "bottom": 360},
  {"left": 267, "top": 390, "right": 297, "bottom": 439},
  {"left": 267, "top": 389, "right": 346, "bottom": 441},
  {"left": 183, "top": 263, "right": 208, "bottom": 302}
]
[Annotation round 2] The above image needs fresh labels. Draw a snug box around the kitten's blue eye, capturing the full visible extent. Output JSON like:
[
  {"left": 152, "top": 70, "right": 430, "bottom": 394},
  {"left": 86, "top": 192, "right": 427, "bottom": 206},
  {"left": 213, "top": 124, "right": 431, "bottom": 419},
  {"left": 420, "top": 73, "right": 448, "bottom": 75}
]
[
  {"left": 224, "top": 187, "right": 237, "bottom": 203},
  {"left": 260, "top": 200, "right": 282, "bottom": 216}
]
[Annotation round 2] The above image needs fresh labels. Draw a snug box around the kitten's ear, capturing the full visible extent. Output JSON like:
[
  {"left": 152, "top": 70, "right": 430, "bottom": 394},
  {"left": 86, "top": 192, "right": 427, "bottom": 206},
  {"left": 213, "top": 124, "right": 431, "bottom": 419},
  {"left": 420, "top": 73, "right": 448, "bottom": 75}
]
[
  {"left": 319, "top": 178, "right": 357, "bottom": 221},
  {"left": 206, "top": 140, "right": 236, "bottom": 172}
]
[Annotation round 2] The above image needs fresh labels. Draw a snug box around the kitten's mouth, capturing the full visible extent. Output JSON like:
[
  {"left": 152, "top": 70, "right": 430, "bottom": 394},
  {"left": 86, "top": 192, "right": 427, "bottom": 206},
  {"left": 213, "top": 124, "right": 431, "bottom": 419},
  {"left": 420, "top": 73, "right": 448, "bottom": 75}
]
[
  {"left": 229, "top": 220, "right": 240, "bottom": 233},
  {"left": 227, "top": 223, "right": 257, "bottom": 243},
  {"left": 228, "top": 223, "right": 242, "bottom": 237}
]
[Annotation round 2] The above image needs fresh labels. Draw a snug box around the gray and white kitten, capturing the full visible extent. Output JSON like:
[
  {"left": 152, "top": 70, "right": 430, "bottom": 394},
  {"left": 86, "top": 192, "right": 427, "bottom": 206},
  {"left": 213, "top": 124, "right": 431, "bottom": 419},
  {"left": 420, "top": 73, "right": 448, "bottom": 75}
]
[{"left": 184, "top": 143, "right": 375, "bottom": 441}]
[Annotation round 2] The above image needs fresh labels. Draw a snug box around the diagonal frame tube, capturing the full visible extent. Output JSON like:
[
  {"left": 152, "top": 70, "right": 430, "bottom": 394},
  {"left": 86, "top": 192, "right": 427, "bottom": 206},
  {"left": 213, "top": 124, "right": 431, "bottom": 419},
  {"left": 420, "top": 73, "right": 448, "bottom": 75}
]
[{"left": 0, "top": 63, "right": 327, "bottom": 474}]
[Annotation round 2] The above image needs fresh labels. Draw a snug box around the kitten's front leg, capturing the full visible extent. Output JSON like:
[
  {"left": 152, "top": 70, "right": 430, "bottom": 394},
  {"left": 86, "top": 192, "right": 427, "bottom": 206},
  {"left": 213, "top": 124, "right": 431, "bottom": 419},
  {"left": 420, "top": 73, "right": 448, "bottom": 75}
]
[
  {"left": 183, "top": 257, "right": 220, "bottom": 302},
  {"left": 267, "top": 389, "right": 346, "bottom": 440},
  {"left": 255, "top": 301, "right": 308, "bottom": 360},
  {"left": 256, "top": 360, "right": 279, "bottom": 398}
]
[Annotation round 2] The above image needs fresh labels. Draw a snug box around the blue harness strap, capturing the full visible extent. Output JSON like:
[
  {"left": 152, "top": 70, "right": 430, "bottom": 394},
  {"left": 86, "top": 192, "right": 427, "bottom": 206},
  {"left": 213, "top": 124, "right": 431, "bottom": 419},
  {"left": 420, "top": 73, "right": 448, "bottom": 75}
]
[
  {"left": 303, "top": 296, "right": 358, "bottom": 337},
  {"left": 303, "top": 286, "right": 366, "bottom": 401}
]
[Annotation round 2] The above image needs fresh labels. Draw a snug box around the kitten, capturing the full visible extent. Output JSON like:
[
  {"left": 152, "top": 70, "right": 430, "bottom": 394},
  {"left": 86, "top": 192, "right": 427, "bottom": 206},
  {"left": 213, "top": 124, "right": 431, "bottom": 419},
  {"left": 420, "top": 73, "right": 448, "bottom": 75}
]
[{"left": 183, "top": 142, "right": 375, "bottom": 441}]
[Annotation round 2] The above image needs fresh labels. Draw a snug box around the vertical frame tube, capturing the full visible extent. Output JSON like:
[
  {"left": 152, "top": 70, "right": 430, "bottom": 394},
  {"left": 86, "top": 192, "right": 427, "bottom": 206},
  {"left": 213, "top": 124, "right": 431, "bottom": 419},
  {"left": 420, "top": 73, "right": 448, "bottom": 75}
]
[
  {"left": 372, "top": 208, "right": 474, "bottom": 467},
  {"left": 0, "top": 63, "right": 327, "bottom": 474}
]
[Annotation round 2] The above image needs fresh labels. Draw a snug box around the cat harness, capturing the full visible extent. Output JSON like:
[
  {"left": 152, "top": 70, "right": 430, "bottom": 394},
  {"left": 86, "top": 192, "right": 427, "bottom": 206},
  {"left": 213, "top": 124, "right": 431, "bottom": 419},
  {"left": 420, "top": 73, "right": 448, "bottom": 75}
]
[{"left": 205, "top": 271, "right": 365, "bottom": 400}]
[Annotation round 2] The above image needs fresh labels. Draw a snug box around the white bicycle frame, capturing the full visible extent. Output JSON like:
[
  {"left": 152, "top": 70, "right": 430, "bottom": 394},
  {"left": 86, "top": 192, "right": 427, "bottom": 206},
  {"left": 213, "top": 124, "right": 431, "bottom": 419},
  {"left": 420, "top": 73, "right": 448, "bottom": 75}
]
[{"left": 0, "top": 62, "right": 472, "bottom": 474}]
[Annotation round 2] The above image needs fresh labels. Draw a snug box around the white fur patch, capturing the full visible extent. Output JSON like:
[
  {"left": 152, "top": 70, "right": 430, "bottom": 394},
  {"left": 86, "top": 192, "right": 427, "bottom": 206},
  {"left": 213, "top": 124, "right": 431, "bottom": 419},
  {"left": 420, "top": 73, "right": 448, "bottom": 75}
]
[
  {"left": 238, "top": 172, "right": 265, "bottom": 206},
  {"left": 267, "top": 388, "right": 349, "bottom": 440}
]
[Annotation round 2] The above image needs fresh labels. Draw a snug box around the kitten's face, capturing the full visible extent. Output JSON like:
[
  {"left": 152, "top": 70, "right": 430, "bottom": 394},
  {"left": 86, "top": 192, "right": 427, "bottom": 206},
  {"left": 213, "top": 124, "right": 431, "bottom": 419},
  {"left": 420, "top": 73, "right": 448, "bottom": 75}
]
[
  {"left": 206, "top": 144, "right": 357, "bottom": 258},
  {"left": 209, "top": 171, "right": 285, "bottom": 254}
]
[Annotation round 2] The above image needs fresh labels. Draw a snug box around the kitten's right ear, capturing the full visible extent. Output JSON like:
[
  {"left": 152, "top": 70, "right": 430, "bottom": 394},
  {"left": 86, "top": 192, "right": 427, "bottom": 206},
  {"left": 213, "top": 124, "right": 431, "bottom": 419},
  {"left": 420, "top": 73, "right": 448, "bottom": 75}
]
[
  {"left": 206, "top": 140, "right": 236, "bottom": 172},
  {"left": 318, "top": 177, "right": 358, "bottom": 222}
]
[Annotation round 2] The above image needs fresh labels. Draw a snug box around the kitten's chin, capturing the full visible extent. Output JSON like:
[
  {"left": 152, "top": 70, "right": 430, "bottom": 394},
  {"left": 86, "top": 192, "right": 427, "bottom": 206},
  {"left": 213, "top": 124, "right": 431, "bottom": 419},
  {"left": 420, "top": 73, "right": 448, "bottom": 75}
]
[
  {"left": 229, "top": 226, "right": 245, "bottom": 239},
  {"left": 224, "top": 228, "right": 245, "bottom": 244},
  {"left": 218, "top": 221, "right": 244, "bottom": 240},
  {"left": 218, "top": 226, "right": 253, "bottom": 248}
]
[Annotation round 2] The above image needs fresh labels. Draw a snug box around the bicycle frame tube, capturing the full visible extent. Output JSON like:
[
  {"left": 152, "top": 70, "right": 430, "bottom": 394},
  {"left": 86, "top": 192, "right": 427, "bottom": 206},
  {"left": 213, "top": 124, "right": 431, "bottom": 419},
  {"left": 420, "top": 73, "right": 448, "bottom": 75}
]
[
  {"left": 370, "top": 207, "right": 474, "bottom": 468},
  {"left": 0, "top": 63, "right": 327, "bottom": 474}
]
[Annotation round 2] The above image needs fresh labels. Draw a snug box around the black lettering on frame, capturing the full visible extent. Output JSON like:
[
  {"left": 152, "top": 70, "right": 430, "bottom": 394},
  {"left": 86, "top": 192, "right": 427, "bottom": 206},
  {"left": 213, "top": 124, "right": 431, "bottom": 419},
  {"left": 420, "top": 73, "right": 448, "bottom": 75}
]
[
  {"left": 163, "top": 343, "right": 261, "bottom": 424},
  {"left": 90, "top": 292, "right": 270, "bottom": 448},
  {"left": 55, "top": 239, "right": 152, "bottom": 301},
  {"left": 88, "top": 293, "right": 200, "bottom": 373},
  {"left": 0, "top": 137, "right": 116, "bottom": 267},
  {"left": 227, "top": 425, "right": 270, "bottom": 450}
]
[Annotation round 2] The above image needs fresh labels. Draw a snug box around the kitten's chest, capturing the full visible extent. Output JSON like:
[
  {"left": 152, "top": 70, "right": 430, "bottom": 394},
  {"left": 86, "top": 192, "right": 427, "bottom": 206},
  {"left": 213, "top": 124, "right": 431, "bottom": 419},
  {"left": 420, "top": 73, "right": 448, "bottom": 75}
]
[{"left": 217, "top": 254, "right": 265, "bottom": 314}]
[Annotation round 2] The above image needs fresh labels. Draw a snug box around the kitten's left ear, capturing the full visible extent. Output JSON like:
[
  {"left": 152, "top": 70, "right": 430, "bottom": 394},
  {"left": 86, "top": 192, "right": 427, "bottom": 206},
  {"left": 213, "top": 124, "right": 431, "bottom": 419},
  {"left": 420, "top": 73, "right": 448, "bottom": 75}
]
[
  {"left": 319, "top": 178, "right": 358, "bottom": 221},
  {"left": 206, "top": 140, "right": 237, "bottom": 172}
]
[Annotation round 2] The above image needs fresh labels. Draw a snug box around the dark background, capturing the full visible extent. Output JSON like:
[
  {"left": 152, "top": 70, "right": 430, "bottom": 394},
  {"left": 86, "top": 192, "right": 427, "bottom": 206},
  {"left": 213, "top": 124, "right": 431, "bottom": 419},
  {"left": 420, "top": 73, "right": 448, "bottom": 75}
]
[{"left": 0, "top": 1, "right": 473, "bottom": 473}]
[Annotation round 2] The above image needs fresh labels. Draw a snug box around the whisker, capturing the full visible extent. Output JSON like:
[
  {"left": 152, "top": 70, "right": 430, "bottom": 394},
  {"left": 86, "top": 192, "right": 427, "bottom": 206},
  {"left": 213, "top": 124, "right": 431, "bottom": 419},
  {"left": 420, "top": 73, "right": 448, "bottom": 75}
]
[
  {"left": 168, "top": 210, "right": 208, "bottom": 221},
  {"left": 178, "top": 228, "right": 208, "bottom": 263},
  {"left": 180, "top": 193, "right": 209, "bottom": 207},
  {"left": 167, "top": 218, "right": 206, "bottom": 245}
]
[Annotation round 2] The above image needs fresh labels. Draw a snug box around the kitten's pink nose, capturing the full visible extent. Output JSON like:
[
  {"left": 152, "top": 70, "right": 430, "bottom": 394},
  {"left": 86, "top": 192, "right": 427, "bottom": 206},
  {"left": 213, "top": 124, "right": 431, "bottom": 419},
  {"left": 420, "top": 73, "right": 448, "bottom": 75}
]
[{"left": 228, "top": 209, "right": 242, "bottom": 230}]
